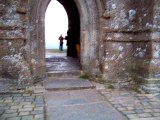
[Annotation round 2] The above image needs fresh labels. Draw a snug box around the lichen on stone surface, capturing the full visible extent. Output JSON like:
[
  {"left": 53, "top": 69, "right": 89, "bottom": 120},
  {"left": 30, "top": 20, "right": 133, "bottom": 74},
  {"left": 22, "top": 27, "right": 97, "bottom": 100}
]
[{"left": 128, "top": 9, "right": 136, "bottom": 21}]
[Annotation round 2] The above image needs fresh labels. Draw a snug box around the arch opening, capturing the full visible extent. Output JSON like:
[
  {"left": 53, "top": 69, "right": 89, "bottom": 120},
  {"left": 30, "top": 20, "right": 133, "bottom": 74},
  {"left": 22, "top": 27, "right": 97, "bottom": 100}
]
[
  {"left": 45, "top": 0, "right": 81, "bottom": 73},
  {"left": 45, "top": 0, "right": 68, "bottom": 51},
  {"left": 45, "top": 0, "right": 80, "bottom": 58}
]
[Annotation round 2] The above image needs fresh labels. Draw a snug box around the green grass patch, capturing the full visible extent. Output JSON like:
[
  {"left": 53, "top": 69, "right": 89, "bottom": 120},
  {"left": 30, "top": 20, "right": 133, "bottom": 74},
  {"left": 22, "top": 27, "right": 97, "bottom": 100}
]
[
  {"left": 46, "top": 49, "right": 67, "bottom": 53},
  {"left": 132, "top": 85, "right": 142, "bottom": 93},
  {"left": 107, "top": 84, "right": 114, "bottom": 89},
  {"left": 79, "top": 73, "right": 90, "bottom": 79}
]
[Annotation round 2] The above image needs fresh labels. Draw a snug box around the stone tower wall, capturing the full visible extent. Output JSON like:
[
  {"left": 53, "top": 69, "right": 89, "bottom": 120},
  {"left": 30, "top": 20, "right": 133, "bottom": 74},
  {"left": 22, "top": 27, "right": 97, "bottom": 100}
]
[
  {"left": 103, "top": 0, "right": 152, "bottom": 82},
  {"left": 0, "top": 0, "right": 160, "bottom": 90},
  {"left": 0, "top": 0, "right": 32, "bottom": 87}
]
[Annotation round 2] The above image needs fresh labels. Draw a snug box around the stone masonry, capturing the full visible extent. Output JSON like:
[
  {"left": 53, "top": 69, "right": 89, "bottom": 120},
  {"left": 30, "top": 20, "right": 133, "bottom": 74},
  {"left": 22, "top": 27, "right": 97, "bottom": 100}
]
[{"left": 0, "top": 0, "right": 160, "bottom": 92}]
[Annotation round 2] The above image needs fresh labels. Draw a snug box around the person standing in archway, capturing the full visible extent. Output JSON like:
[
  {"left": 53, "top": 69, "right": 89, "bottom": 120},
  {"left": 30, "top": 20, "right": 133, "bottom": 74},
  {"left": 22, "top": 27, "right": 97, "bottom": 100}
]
[
  {"left": 58, "top": 34, "right": 64, "bottom": 51},
  {"left": 65, "top": 28, "right": 78, "bottom": 57}
]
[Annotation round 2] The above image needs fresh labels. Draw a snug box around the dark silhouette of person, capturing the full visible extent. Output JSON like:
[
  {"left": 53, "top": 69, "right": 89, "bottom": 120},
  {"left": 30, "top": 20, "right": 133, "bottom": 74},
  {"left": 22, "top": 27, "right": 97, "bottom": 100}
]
[
  {"left": 65, "top": 28, "right": 78, "bottom": 57},
  {"left": 58, "top": 34, "right": 64, "bottom": 51}
]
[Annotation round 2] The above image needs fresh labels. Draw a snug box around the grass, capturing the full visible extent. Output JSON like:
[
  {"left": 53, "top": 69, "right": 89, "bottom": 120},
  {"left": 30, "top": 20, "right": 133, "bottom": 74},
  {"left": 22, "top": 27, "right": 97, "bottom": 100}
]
[
  {"left": 46, "top": 49, "right": 67, "bottom": 53},
  {"left": 107, "top": 84, "right": 114, "bottom": 89},
  {"left": 132, "top": 85, "right": 142, "bottom": 93},
  {"left": 79, "top": 73, "right": 90, "bottom": 79}
]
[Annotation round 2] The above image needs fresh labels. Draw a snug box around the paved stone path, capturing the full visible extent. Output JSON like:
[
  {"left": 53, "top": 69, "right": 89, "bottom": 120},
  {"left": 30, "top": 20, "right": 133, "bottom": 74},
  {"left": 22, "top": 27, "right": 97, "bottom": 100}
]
[
  {"left": 45, "top": 89, "right": 127, "bottom": 120},
  {"left": 0, "top": 78, "right": 16, "bottom": 92},
  {"left": 97, "top": 86, "right": 160, "bottom": 120},
  {"left": 0, "top": 92, "right": 45, "bottom": 120},
  {"left": 0, "top": 83, "right": 160, "bottom": 120}
]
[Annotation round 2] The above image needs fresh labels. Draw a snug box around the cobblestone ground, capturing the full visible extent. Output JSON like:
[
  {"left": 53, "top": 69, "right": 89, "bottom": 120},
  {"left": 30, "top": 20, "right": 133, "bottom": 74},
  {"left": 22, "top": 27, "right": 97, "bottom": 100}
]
[
  {"left": 0, "top": 83, "right": 45, "bottom": 120},
  {"left": 0, "top": 93, "right": 45, "bottom": 120},
  {"left": 1, "top": 79, "right": 160, "bottom": 120},
  {"left": 98, "top": 88, "right": 160, "bottom": 120}
]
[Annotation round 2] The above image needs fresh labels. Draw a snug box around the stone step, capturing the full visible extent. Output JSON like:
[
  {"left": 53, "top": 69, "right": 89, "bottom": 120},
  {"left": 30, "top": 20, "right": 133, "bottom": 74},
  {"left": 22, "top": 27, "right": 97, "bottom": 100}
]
[
  {"left": 141, "top": 84, "right": 160, "bottom": 94},
  {"left": 47, "top": 70, "right": 82, "bottom": 78},
  {"left": 144, "top": 78, "right": 160, "bottom": 84},
  {"left": 44, "top": 78, "right": 95, "bottom": 91}
]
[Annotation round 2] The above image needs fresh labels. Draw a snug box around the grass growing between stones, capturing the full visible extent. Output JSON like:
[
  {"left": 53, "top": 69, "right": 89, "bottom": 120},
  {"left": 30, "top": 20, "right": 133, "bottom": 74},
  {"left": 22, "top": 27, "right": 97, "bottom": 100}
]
[
  {"left": 132, "top": 86, "right": 142, "bottom": 93},
  {"left": 107, "top": 84, "right": 115, "bottom": 89},
  {"left": 79, "top": 73, "right": 90, "bottom": 79}
]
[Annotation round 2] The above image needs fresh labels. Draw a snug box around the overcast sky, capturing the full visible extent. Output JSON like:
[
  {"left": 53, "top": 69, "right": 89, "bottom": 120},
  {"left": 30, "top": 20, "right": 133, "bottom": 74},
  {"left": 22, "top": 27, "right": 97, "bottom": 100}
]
[{"left": 45, "top": 0, "right": 68, "bottom": 49}]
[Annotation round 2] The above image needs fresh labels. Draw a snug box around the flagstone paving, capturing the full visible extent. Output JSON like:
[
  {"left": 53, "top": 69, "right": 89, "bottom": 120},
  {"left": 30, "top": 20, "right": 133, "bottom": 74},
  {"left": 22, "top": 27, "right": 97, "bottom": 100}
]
[
  {"left": 98, "top": 87, "right": 160, "bottom": 120},
  {"left": 45, "top": 89, "right": 128, "bottom": 120},
  {"left": 0, "top": 82, "right": 160, "bottom": 120}
]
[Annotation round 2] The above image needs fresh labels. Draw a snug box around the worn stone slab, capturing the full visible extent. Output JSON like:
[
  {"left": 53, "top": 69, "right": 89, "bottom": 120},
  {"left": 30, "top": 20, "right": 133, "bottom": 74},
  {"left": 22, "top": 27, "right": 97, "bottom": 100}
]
[
  {"left": 45, "top": 78, "right": 95, "bottom": 90},
  {"left": 47, "top": 102, "right": 127, "bottom": 120},
  {"left": 45, "top": 89, "right": 127, "bottom": 120},
  {"left": 45, "top": 89, "right": 105, "bottom": 107},
  {"left": 47, "top": 70, "right": 81, "bottom": 78}
]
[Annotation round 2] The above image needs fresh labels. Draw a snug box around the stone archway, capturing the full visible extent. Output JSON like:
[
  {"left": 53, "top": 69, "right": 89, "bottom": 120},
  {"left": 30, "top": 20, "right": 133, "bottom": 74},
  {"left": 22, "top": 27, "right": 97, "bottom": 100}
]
[
  {"left": 0, "top": 0, "right": 160, "bottom": 92},
  {"left": 29, "top": 0, "right": 105, "bottom": 79}
]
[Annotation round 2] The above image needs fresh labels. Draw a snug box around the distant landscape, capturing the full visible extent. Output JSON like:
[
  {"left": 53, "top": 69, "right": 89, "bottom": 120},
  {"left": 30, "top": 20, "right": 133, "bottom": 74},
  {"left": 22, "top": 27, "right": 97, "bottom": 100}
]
[
  {"left": 45, "top": 0, "right": 68, "bottom": 50},
  {"left": 45, "top": 40, "right": 67, "bottom": 49},
  {"left": 46, "top": 49, "right": 67, "bottom": 53}
]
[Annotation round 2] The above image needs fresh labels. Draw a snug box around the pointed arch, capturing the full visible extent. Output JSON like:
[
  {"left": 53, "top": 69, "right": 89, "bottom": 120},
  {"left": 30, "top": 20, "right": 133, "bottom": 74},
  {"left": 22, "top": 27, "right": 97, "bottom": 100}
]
[{"left": 28, "top": 0, "right": 104, "bottom": 78}]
